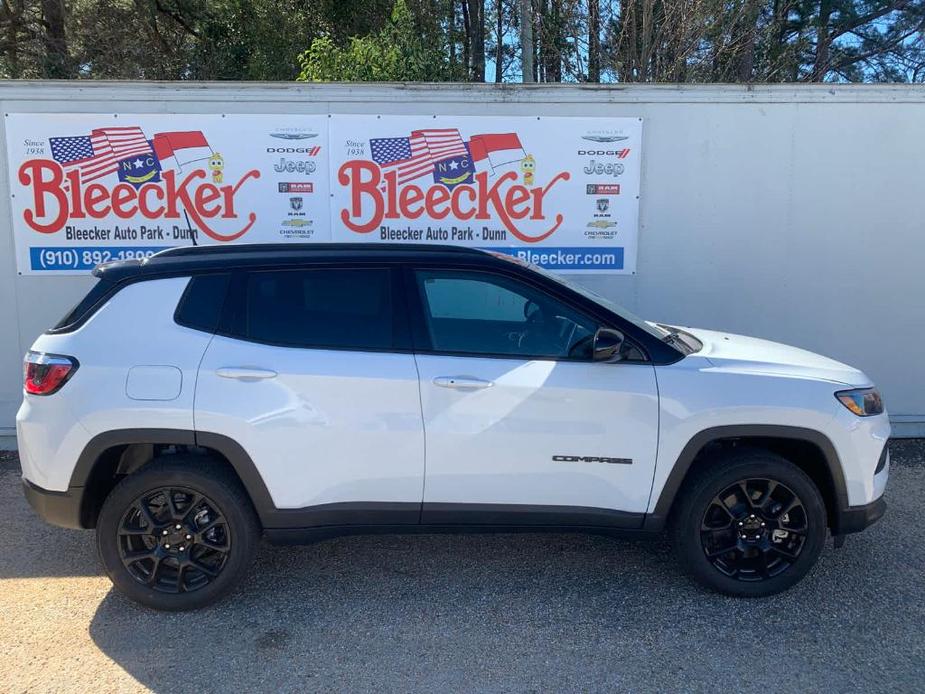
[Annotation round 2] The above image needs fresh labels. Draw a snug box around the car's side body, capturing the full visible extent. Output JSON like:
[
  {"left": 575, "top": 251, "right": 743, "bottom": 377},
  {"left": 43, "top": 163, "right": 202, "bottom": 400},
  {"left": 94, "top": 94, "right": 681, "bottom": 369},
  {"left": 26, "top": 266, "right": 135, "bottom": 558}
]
[{"left": 18, "top": 245, "right": 889, "bottom": 554}]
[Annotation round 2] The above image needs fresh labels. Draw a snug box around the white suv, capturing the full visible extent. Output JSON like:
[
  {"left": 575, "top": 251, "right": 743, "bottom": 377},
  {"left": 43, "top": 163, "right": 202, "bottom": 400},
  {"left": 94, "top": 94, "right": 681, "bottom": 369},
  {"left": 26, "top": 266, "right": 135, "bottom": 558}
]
[{"left": 17, "top": 244, "right": 889, "bottom": 610}]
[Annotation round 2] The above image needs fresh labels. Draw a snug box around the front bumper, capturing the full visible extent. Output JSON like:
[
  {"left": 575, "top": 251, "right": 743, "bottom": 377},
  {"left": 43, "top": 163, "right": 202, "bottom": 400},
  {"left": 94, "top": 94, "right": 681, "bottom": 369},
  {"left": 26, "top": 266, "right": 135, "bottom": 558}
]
[
  {"left": 22, "top": 478, "right": 84, "bottom": 529},
  {"left": 833, "top": 495, "right": 886, "bottom": 535}
]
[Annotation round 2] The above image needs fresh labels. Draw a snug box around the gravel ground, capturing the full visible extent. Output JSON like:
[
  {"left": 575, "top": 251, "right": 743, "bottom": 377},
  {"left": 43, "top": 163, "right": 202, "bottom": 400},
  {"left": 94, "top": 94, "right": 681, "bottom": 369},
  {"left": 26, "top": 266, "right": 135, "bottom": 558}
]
[{"left": 0, "top": 443, "right": 923, "bottom": 693}]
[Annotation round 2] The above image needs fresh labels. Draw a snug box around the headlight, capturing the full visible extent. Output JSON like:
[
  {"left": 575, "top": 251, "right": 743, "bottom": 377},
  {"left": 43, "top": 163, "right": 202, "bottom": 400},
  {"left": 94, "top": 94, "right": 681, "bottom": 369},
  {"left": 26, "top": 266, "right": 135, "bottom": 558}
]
[{"left": 835, "top": 388, "right": 884, "bottom": 417}]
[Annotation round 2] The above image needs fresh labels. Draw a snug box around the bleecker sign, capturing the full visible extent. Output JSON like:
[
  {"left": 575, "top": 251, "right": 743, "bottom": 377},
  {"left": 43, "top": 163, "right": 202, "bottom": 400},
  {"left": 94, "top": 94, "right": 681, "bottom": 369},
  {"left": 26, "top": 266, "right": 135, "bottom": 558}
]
[
  {"left": 5, "top": 113, "right": 331, "bottom": 274},
  {"left": 330, "top": 115, "right": 642, "bottom": 272},
  {"left": 6, "top": 113, "right": 641, "bottom": 274}
]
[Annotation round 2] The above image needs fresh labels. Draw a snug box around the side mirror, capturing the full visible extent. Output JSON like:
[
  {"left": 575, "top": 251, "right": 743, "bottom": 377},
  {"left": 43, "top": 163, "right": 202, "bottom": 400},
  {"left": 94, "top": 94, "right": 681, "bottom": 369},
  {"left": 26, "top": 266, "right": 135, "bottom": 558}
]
[{"left": 593, "top": 328, "right": 625, "bottom": 362}]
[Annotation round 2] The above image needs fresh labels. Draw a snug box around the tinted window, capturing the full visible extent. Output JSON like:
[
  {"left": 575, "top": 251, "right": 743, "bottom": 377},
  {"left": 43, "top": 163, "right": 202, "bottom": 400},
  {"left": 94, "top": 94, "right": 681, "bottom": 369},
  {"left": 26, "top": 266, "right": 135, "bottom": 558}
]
[
  {"left": 239, "top": 268, "right": 393, "bottom": 350},
  {"left": 175, "top": 274, "right": 230, "bottom": 333},
  {"left": 50, "top": 278, "right": 117, "bottom": 333},
  {"left": 416, "top": 270, "right": 598, "bottom": 359}
]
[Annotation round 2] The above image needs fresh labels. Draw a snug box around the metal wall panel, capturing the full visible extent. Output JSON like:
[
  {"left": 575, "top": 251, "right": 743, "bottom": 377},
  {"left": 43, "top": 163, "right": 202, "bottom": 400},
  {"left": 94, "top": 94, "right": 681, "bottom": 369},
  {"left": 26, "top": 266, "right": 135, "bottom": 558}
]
[{"left": 1, "top": 82, "right": 922, "bottom": 441}]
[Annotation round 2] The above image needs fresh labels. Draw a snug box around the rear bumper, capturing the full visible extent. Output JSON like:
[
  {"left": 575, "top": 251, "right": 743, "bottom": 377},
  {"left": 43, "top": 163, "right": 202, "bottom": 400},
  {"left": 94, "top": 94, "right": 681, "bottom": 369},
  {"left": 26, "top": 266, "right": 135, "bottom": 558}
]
[
  {"left": 22, "top": 478, "right": 84, "bottom": 529},
  {"left": 833, "top": 495, "right": 886, "bottom": 535}
]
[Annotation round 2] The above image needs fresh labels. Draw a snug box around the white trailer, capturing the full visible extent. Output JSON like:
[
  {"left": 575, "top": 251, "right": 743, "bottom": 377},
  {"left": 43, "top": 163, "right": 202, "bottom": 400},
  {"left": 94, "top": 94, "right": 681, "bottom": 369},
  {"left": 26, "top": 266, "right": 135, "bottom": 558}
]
[{"left": 0, "top": 81, "right": 923, "bottom": 446}]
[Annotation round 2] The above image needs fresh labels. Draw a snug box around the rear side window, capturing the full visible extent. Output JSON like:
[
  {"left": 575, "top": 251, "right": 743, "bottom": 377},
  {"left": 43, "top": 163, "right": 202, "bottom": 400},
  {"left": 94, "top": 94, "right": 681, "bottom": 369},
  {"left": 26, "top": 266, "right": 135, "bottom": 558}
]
[
  {"left": 232, "top": 268, "right": 395, "bottom": 350},
  {"left": 174, "top": 274, "right": 230, "bottom": 333},
  {"left": 50, "top": 278, "right": 117, "bottom": 333}
]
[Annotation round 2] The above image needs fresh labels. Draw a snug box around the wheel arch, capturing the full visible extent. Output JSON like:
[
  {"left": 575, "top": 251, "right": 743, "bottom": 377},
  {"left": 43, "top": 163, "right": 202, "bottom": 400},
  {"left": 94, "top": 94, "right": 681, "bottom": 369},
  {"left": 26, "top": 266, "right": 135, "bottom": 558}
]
[
  {"left": 645, "top": 425, "right": 848, "bottom": 532},
  {"left": 70, "top": 428, "right": 275, "bottom": 529}
]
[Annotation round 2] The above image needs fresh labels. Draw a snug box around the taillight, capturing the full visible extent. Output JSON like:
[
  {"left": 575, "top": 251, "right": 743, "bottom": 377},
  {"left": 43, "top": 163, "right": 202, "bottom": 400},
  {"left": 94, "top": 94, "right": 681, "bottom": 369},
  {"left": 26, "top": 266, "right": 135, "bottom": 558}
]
[{"left": 23, "top": 351, "right": 79, "bottom": 395}]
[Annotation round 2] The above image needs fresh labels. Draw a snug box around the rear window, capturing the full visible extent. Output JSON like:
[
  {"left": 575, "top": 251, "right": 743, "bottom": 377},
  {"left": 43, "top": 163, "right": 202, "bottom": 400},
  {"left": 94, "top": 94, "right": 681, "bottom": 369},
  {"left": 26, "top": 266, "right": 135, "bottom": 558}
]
[
  {"left": 50, "top": 279, "right": 118, "bottom": 333},
  {"left": 174, "top": 274, "right": 230, "bottom": 333},
  {"left": 230, "top": 268, "right": 394, "bottom": 350}
]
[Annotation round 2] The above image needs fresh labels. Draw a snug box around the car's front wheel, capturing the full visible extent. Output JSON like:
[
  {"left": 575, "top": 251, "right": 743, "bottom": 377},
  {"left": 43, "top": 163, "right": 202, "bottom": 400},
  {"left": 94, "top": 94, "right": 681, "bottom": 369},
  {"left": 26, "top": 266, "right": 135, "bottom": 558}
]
[
  {"left": 672, "top": 450, "right": 827, "bottom": 597},
  {"left": 96, "top": 455, "right": 260, "bottom": 611}
]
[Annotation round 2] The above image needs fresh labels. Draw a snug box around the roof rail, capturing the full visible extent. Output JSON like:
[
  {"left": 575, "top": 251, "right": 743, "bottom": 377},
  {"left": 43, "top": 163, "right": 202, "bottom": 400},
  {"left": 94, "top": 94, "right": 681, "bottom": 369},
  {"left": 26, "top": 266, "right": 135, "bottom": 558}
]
[{"left": 147, "top": 242, "right": 488, "bottom": 261}]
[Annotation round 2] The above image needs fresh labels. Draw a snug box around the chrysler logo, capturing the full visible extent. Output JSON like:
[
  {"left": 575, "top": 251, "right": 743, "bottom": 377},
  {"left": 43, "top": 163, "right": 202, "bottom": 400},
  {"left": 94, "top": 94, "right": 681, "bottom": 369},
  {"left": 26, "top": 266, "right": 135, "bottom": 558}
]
[{"left": 581, "top": 134, "right": 629, "bottom": 143}]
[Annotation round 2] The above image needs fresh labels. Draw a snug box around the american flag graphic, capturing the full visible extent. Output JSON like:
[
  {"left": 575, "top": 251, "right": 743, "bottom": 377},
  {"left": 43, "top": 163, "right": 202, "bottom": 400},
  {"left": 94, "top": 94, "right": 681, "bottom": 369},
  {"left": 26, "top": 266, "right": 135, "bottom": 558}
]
[
  {"left": 370, "top": 128, "right": 468, "bottom": 184},
  {"left": 49, "top": 126, "right": 154, "bottom": 182}
]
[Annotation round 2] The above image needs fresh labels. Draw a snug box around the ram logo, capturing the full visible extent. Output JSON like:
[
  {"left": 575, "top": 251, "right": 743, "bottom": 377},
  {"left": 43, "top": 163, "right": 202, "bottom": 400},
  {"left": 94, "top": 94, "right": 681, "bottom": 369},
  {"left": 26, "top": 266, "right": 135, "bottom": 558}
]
[{"left": 552, "top": 455, "right": 633, "bottom": 465}]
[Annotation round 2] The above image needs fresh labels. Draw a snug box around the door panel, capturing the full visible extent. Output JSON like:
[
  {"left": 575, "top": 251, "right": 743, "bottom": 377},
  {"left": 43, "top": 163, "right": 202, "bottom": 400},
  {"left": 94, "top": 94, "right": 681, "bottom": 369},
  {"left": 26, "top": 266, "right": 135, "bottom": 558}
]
[
  {"left": 196, "top": 335, "right": 424, "bottom": 510},
  {"left": 409, "top": 266, "right": 660, "bottom": 519},
  {"left": 415, "top": 354, "right": 659, "bottom": 515},
  {"left": 194, "top": 265, "right": 423, "bottom": 515}
]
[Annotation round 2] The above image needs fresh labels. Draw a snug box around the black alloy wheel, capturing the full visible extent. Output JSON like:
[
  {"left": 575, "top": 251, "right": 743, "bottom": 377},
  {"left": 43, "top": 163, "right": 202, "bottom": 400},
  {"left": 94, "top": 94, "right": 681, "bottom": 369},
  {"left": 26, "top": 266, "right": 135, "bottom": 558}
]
[
  {"left": 97, "top": 455, "right": 259, "bottom": 611},
  {"left": 117, "top": 486, "right": 231, "bottom": 594},
  {"left": 672, "top": 451, "right": 827, "bottom": 597},
  {"left": 700, "top": 478, "right": 808, "bottom": 581}
]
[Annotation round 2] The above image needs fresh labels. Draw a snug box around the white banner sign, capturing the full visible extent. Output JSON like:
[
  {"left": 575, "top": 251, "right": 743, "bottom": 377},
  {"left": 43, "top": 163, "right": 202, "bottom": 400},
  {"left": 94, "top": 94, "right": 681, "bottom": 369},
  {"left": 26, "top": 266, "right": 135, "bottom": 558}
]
[
  {"left": 5, "top": 113, "right": 641, "bottom": 274},
  {"left": 329, "top": 115, "right": 641, "bottom": 272}
]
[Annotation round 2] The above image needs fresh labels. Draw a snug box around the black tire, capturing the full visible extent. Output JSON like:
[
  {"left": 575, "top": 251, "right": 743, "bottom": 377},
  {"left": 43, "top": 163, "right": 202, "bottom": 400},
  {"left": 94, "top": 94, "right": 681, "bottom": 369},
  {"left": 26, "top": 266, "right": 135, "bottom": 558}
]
[
  {"left": 96, "top": 455, "right": 260, "bottom": 611},
  {"left": 671, "top": 449, "right": 827, "bottom": 597}
]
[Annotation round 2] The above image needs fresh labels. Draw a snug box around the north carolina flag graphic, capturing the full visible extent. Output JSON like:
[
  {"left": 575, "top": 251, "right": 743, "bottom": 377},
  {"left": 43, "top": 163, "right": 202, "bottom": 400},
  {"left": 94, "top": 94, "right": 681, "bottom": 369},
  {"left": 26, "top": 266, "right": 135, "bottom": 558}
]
[
  {"left": 468, "top": 133, "right": 526, "bottom": 171},
  {"left": 151, "top": 131, "right": 212, "bottom": 169}
]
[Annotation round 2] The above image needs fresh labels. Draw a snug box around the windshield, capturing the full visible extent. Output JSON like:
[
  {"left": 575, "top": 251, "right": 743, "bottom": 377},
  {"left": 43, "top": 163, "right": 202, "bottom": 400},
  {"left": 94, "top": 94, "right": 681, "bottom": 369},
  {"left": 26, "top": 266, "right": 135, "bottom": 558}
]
[{"left": 491, "top": 253, "right": 670, "bottom": 341}]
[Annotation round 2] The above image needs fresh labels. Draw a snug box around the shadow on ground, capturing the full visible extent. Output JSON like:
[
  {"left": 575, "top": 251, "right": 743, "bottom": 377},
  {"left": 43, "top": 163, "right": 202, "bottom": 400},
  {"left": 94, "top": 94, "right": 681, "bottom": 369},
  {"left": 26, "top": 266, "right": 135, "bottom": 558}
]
[
  {"left": 0, "top": 453, "right": 100, "bottom": 579},
  {"left": 3, "top": 444, "right": 924, "bottom": 691}
]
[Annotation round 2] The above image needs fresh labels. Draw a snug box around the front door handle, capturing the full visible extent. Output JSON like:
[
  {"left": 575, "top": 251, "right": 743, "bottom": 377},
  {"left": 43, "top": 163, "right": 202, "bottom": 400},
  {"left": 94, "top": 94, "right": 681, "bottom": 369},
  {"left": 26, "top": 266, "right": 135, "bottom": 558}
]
[
  {"left": 215, "top": 367, "right": 278, "bottom": 380},
  {"left": 433, "top": 376, "right": 494, "bottom": 390}
]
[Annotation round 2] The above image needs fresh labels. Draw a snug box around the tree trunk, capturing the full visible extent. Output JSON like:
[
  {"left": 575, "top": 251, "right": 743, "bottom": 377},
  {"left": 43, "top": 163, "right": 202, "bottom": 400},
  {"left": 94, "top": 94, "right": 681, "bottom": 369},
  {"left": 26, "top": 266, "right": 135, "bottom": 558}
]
[
  {"left": 448, "top": 0, "right": 457, "bottom": 73},
  {"left": 767, "top": 0, "right": 785, "bottom": 81},
  {"left": 587, "top": 0, "right": 600, "bottom": 82},
  {"left": 495, "top": 0, "right": 503, "bottom": 82},
  {"left": 519, "top": 0, "right": 534, "bottom": 82},
  {"left": 639, "top": 0, "right": 654, "bottom": 81},
  {"left": 541, "top": 0, "right": 561, "bottom": 81},
  {"left": 812, "top": 0, "right": 833, "bottom": 81},
  {"left": 735, "top": 0, "right": 761, "bottom": 81},
  {"left": 467, "top": 0, "right": 485, "bottom": 81},
  {"left": 41, "top": 0, "right": 69, "bottom": 78},
  {"left": 462, "top": 0, "right": 471, "bottom": 78},
  {"left": 1, "top": 1, "right": 22, "bottom": 79}
]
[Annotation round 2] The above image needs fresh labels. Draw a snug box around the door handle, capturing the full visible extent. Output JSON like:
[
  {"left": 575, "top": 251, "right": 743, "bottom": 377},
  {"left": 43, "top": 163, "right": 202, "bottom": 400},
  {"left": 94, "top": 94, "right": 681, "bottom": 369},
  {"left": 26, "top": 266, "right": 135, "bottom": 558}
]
[
  {"left": 433, "top": 376, "right": 494, "bottom": 390},
  {"left": 215, "top": 367, "right": 278, "bottom": 380}
]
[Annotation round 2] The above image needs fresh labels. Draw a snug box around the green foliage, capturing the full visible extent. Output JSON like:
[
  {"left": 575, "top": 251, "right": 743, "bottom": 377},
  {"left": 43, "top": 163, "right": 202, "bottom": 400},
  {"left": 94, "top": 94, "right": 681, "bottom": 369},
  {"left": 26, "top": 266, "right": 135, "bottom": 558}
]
[
  {"left": 0, "top": 0, "right": 922, "bottom": 83},
  {"left": 298, "top": 0, "right": 461, "bottom": 82},
  {"left": 0, "top": 0, "right": 394, "bottom": 80}
]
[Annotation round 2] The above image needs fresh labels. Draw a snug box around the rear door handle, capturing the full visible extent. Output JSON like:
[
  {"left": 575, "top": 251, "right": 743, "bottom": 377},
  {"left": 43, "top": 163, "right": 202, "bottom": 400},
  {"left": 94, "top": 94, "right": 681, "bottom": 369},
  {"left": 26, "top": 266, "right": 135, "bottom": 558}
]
[
  {"left": 215, "top": 367, "right": 278, "bottom": 380},
  {"left": 433, "top": 376, "right": 494, "bottom": 390}
]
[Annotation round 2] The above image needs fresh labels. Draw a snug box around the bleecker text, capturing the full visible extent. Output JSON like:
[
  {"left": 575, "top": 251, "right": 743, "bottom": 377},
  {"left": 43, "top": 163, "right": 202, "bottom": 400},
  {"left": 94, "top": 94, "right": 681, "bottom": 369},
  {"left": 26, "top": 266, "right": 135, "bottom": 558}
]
[
  {"left": 338, "top": 160, "right": 569, "bottom": 243},
  {"left": 18, "top": 159, "right": 261, "bottom": 241}
]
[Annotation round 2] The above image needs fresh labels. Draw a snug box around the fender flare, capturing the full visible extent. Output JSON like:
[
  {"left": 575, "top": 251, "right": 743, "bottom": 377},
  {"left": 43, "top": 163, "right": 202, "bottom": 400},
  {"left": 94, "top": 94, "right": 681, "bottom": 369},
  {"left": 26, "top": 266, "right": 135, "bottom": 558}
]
[
  {"left": 70, "top": 428, "right": 276, "bottom": 526},
  {"left": 643, "top": 424, "right": 848, "bottom": 532}
]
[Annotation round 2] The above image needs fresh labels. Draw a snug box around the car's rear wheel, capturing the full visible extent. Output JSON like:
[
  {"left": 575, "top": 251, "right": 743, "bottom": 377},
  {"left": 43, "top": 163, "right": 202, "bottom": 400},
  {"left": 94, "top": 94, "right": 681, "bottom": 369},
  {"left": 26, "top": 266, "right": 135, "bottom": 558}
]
[
  {"left": 96, "top": 455, "right": 260, "bottom": 611},
  {"left": 672, "top": 450, "right": 827, "bottom": 597}
]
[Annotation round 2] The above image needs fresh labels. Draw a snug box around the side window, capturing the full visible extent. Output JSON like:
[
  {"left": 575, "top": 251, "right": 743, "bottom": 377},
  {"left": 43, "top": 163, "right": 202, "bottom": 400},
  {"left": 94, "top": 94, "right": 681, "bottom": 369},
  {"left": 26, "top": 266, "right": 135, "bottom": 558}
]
[
  {"left": 235, "top": 268, "right": 394, "bottom": 350},
  {"left": 175, "top": 274, "right": 230, "bottom": 333},
  {"left": 50, "top": 278, "right": 119, "bottom": 333},
  {"left": 415, "top": 270, "right": 598, "bottom": 359}
]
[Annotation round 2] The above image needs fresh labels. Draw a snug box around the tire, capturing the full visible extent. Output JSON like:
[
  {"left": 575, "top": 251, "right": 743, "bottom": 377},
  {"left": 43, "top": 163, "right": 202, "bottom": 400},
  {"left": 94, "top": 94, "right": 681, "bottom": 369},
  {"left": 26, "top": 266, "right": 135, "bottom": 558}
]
[
  {"left": 96, "top": 455, "right": 260, "bottom": 611},
  {"left": 671, "top": 449, "right": 827, "bottom": 597}
]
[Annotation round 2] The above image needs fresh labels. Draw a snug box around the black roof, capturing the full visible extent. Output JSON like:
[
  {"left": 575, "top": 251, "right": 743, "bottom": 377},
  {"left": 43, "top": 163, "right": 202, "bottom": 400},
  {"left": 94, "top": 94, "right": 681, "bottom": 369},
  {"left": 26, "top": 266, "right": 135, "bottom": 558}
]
[
  {"left": 152, "top": 243, "right": 486, "bottom": 260},
  {"left": 93, "top": 243, "right": 499, "bottom": 281}
]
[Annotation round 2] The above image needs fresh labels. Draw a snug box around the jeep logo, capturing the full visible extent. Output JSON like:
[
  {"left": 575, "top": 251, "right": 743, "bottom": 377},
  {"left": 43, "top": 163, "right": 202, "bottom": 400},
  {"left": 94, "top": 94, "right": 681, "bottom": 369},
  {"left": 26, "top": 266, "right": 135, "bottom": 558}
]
[
  {"left": 273, "top": 157, "right": 317, "bottom": 174},
  {"left": 582, "top": 160, "right": 625, "bottom": 177}
]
